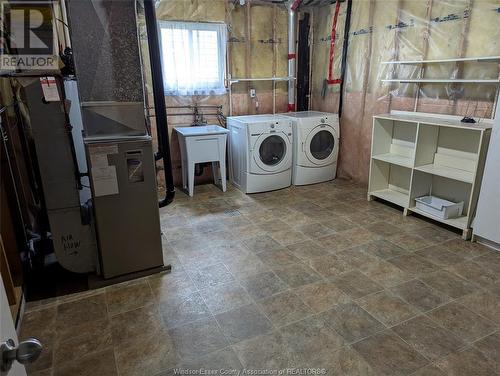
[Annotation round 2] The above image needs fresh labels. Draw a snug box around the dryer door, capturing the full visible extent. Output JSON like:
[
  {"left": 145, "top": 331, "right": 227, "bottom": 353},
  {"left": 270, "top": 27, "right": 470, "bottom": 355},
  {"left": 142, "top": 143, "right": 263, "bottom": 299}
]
[
  {"left": 304, "top": 125, "right": 338, "bottom": 166},
  {"left": 252, "top": 132, "right": 291, "bottom": 173}
]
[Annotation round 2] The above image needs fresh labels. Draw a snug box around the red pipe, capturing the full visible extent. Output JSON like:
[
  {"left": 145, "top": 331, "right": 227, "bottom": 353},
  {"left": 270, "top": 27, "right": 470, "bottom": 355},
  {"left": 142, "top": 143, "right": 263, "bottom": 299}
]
[
  {"left": 327, "top": 0, "right": 342, "bottom": 85},
  {"left": 291, "top": 0, "right": 302, "bottom": 11}
]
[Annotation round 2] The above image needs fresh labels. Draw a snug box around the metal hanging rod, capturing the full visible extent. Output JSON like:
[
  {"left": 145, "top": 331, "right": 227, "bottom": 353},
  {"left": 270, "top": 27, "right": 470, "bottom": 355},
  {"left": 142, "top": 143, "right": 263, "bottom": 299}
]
[
  {"left": 381, "top": 56, "right": 500, "bottom": 65},
  {"left": 164, "top": 112, "right": 222, "bottom": 117},
  {"left": 147, "top": 105, "right": 222, "bottom": 110},
  {"left": 382, "top": 78, "right": 500, "bottom": 84},
  {"left": 166, "top": 105, "right": 223, "bottom": 109},
  {"left": 228, "top": 77, "right": 295, "bottom": 84}
]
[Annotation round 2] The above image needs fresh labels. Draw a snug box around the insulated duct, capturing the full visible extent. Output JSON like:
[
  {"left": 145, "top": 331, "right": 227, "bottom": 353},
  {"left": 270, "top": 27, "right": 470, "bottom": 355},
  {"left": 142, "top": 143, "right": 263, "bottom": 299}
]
[{"left": 12, "top": 77, "right": 97, "bottom": 274}]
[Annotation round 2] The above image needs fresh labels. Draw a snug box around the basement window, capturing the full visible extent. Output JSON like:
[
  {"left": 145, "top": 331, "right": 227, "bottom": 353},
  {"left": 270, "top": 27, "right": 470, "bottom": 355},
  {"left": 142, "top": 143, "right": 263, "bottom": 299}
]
[{"left": 159, "top": 21, "right": 227, "bottom": 96}]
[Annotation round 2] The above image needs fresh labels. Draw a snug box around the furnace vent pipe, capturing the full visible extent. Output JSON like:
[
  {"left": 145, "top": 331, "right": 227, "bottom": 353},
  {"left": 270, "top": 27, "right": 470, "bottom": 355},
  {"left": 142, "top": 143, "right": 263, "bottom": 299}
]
[
  {"left": 144, "top": 0, "right": 175, "bottom": 207},
  {"left": 287, "top": 0, "right": 300, "bottom": 111}
]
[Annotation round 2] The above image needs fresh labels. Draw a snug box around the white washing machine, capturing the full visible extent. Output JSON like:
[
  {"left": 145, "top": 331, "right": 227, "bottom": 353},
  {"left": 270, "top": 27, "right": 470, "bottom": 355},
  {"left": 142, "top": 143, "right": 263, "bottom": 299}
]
[
  {"left": 228, "top": 115, "right": 293, "bottom": 193},
  {"left": 279, "top": 111, "right": 340, "bottom": 185}
]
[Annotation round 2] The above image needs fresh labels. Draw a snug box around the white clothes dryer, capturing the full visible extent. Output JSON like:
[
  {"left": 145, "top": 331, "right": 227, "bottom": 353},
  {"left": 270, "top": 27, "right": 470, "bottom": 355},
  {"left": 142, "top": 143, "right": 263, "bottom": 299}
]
[{"left": 279, "top": 111, "right": 339, "bottom": 185}]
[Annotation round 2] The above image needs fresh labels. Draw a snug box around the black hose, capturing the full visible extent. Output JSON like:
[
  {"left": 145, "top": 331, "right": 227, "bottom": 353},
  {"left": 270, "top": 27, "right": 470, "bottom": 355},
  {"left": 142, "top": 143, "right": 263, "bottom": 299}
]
[
  {"left": 338, "top": 0, "right": 352, "bottom": 118},
  {"left": 143, "top": 0, "right": 175, "bottom": 207}
]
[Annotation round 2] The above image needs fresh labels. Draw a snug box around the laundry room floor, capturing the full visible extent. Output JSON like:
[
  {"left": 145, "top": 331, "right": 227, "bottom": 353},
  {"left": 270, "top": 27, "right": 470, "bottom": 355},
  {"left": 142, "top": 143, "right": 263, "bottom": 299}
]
[{"left": 23, "top": 179, "right": 500, "bottom": 376}]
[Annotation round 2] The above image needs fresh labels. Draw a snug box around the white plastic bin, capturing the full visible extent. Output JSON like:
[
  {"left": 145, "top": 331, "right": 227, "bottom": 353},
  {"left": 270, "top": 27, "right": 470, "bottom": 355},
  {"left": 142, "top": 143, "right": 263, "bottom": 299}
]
[{"left": 415, "top": 195, "right": 464, "bottom": 220}]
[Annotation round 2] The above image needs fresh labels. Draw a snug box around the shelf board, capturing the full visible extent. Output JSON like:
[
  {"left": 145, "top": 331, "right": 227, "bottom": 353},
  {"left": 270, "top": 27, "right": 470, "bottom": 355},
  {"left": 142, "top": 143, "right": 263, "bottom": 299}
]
[
  {"left": 409, "top": 207, "right": 468, "bottom": 230},
  {"left": 370, "top": 189, "right": 408, "bottom": 208},
  {"left": 372, "top": 153, "right": 413, "bottom": 168},
  {"left": 415, "top": 164, "right": 474, "bottom": 184},
  {"left": 374, "top": 111, "right": 493, "bottom": 130},
  {"left": 381, "top": 56, "right": 500, "bottom": 65}
]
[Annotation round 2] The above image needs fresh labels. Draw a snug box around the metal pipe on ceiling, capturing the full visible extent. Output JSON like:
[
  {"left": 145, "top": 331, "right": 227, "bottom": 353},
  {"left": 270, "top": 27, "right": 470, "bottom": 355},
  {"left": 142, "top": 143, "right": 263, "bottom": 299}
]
[
  {"left": 162, "top": 112, "right": 222, "bottom": 117},
  {"left": 148, "top": 105, "right": 223, "bottom": 110},
  {"left": 253, "top": 0, "right": 339, "bottom": 8}
]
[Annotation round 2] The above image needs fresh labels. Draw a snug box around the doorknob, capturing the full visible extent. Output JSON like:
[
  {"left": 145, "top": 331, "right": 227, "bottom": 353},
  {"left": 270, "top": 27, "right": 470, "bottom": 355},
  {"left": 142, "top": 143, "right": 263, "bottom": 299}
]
[{"left": 1, "top": 338, "right": 43, "bottom": 373}]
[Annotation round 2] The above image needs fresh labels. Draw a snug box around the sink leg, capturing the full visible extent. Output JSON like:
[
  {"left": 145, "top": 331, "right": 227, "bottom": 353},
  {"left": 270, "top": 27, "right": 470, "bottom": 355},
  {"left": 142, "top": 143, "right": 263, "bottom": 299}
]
[
  {"left": 188, "top": 162, "right": 195, "bottom": 197},
  {"left": 220, "top": 159, "right": 227, "bottom": 192},
  {"left": 212, "top": 161, "right": 219, "bottom": 187},
  {"left": 182, "top": 158, "right": 187, "bottom": 190}
]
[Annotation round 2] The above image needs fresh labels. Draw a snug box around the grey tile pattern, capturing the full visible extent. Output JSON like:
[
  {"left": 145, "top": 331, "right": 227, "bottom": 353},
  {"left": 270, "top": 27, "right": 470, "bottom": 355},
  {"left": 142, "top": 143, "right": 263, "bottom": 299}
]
[
  {"left": 280, "top": 315, "right": 345, "bottom": 364},
  {"left": 473, "top": 331, "right": 500, "bottom": 370},
  {"left": 435, "top": 347, "right": 498, "bottom": 376},
  {"left": 232, "top": 331, "right": 292, "bottom": 369},
  {"left": 190, "top": 263, "right": 235, "bottom": 289},
  {"left": 319, "top": 302, "right": 385, "bottom": 343},
  {"left": 389, "top": 279, "right": 451, "bottom": 312},
  {"left": 415, "top": 244, "right": 468, "bottom": 267},
  {"left": 357, "top": 290, "right": 419, "bottom": 326},
  {"left": 239, "top": 271, "right": 288, "bottom": 300},
  {"left": 198, "top": 283, "right": 253, "bottom": 314},
  {"left": 392, "top": 315, "right": 465, "bottom": 361},
  {"left": 256, "top": 248, "right": 301, "bottom": 269},
  {"left": 22, "top": 181, "right": 500, "bottom": 375},
  {"left": 273, "top": 263, "right": 322, "bottom": 288},
  {"left": 258, "top": 291, "right": 312, "bottom": 327},
  {"left": 168, "top": 318, "right": 229, "bottom": 361},
  {"left": 420, "top": 270, "right": 477, "bottom": 299},
  {"left": 458, "top": 290, "right": 500, "bottom": 325},
  {"left": 286, "top": 240, "right": 330, "bottom": 260},
  {"left": 428, "top": 302, "right": 497, "bottom": 343},
  {"left": 215, "top": 304, "right": 273, "bottom": 343},
  {"left": 159, "top": 291, "right": 211, "bottom": 329},
  {"left": 331, "top": 270, "right": 384, "bottom": 299},
  {"left": 179, "top": 347, "right": 243, "bottom": 371},
  {"left": 53, "top": 349, "right": 118, "bottom": 376},
  {"left": 352, "top": 330, "right": 428, "bottom": 375},
  {"left": 294, "top": 281, "right": 350, "bottom": 313},
  {"left": 358, "top": 239, "right": 409, "bottom": 260}
]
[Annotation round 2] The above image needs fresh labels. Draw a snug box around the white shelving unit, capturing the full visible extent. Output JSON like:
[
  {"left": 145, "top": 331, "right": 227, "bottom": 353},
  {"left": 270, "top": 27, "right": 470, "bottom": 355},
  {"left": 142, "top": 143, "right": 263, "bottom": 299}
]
[
  {"left": 380, "top": 55, "right": 500, "bottom": 116},
  {"left": 368, "top": 111, "right": 492, "bottom": 239}
]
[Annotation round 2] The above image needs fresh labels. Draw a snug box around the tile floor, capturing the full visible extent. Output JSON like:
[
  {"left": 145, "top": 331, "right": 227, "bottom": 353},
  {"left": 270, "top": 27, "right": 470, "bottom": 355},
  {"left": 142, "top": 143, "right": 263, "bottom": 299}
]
[{"left": 22, "top": 180, "right": 500, "bottom": 376}]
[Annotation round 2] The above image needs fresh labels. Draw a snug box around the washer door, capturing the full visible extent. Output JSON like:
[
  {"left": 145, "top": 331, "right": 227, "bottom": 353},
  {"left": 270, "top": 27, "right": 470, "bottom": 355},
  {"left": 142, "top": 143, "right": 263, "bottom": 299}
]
[
  {"left": 253, "top": 133, "right": 291, "bottom": 173},
  {"left": 304, "top": 125, "right": 338, "bottom": 166}
]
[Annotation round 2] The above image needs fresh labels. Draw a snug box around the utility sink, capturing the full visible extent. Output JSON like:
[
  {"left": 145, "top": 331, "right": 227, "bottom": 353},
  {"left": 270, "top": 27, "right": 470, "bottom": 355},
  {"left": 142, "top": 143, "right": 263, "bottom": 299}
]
[
  {"left": 174, "top": 125, "right": 229, "bottom": 136},
  {"left": 174, "top": 125, "right": 229, "bottom": 197}
]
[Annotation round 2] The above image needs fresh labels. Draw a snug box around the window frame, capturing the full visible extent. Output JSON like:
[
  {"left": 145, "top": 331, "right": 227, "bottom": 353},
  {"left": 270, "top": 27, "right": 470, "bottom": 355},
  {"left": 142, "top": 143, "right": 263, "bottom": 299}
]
[{"left": 157, "top": 20, "right": 227, "bottom": 97}]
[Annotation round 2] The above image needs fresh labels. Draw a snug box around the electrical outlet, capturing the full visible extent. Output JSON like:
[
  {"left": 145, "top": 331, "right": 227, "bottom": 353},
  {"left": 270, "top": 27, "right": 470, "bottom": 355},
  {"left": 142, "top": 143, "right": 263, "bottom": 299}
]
[{"left": 249, "top": 89, "right": 256, "bottom": 98}]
